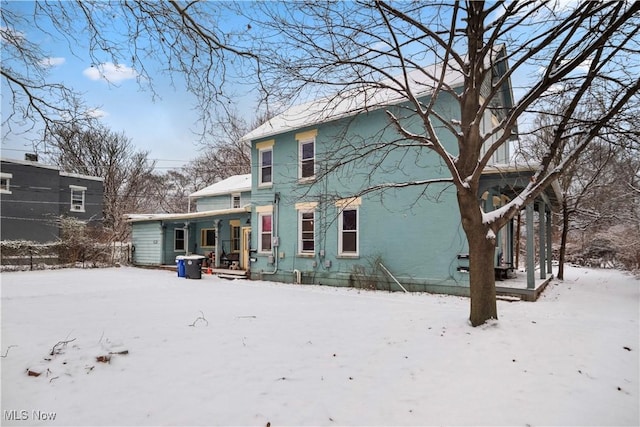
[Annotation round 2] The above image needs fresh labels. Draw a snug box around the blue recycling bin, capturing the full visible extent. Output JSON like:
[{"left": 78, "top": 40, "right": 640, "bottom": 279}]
[{"left": 176, "top": 256, "right": 186, "bottom": 278}]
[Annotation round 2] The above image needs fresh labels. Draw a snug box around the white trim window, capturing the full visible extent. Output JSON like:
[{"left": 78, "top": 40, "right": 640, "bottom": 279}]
[
  {"left": 338, "top": 207, "right": 359, "bottom": 256},
  {"left": 200, "top": 228, "right": 215, "bottom": 248},
  {"left": 69, "top": 185, "right": 87, "bottom": 212},
  {"left": 298, "top": 210, "right": 315, "bottom": 254},
  {"left": 175, "top": 228, "right": 186, "bottom": 251},
  {"left": 259, "top": 148, "right": 273, "bottom": 186},
  {"left": 0, "top": 172, "right": 12, "bottom": 194},
  {"left": 231, "top": 193, "right": 241, "bottom": 209},
  {"left": 299, "top": 138, "right": 315, "bottom": 180},
  {"left": 258, "top": 213, "right": 273, "bottom": 253}
]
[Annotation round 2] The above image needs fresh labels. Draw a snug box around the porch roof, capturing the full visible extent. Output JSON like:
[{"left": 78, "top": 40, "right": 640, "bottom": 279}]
[
  {"left": 124, "top": 205, "right": 250, "bottom": 223},
  {"left": 480, "top": 163, "right": 563, "bottom": 210}
]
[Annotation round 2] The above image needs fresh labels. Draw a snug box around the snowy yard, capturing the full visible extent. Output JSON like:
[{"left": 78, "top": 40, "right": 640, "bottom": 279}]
[{"left": 1, "top": 266, "right": 638, "bottom": 426}]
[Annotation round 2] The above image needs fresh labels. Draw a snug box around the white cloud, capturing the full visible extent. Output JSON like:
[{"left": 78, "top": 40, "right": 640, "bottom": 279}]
[
  {"left": 40, "top": 57, "right": 66, "bottom": 67},
  {"left": 86, "top": 108, "right": 108, "bottom": 119},
  {"left": 83, "top": 62, "right": 138, "bottom": 83}
]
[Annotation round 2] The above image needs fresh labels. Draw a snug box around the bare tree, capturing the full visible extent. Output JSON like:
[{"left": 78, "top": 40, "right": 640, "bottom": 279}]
[
  {"left": 250, "top": 1, "right": 640, "bottom": 325},
  {"left": 1, "top": 1, "right": 259, "bottom": 149},
  {"left": 45, "top": 123, "right": 156, "bottom": 242},
  {"left": 0, "top": 6, "right": 92, "bottom": 139}
]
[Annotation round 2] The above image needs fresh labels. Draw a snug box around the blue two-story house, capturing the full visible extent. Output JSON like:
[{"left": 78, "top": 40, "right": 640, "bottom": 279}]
[
  {"left": 241, "top": 55, "right": 558, "bottom": 297},
  {"left": 127, "top": 174, "right": 252, "bottom": 271}
]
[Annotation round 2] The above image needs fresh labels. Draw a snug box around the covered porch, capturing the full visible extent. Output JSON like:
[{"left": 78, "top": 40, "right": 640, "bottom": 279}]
[{"left": 480, "top": 165, "right": 562, "bottom": 301}]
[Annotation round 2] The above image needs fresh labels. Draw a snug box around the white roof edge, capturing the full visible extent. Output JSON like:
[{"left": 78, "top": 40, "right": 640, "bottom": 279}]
[
  {"left": 59, "top": 171, "right": 104, "bottom": 182},
  {"left": 189, "top": 174, "right": 252, "bottom": 198},
  {"left": 1, "top": 157, "right": 104, "bottom": 181},
  {"left": 125, "top": 205, "right": 251, "bottom": 223}
]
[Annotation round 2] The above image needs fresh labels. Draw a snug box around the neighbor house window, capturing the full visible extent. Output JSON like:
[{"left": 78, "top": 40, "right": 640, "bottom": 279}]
[
  {"left": 259, "top": 148, "right": 272, "bottom": 185},
  {"left": 69, "top": 185, "right": 86, "bottom": 212},
  {"left": 0, "top": 172, "right": 12, "bottom": 194},
  {"left": 339, "top": 208, "right": 359, "bottom": 256},
  {"left": 298, "top": 210, "right": 315, "bottom": 254},
  {"left": 175, "top": 229, "right": 185, "bottom": 251},
  {"left": 258, "top": 213, "right": 272, "bottom": 253},
  {"left": 232, "top": 194, "right": 241, "bottom": 209},
  {"left": 201, "top": 228, "right": 215, "bottom": 247}
]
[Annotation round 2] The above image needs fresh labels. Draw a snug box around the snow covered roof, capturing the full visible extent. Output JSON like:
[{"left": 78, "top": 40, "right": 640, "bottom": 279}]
[
  {"left": 124, "top": 206, "right": 250, "bottom": 223},
  {"left": 243, "top": 46, "right": 509, "bottom": 142},
  {"left": 189, "top": 174, "right": 251, "bottom": 199},
  {"left": 242, "top": 65, "right": 465, "bottom": 142}
]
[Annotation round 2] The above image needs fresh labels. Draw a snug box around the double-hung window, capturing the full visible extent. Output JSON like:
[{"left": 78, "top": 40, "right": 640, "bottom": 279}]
[
  {"left": 299, "top": 139, "right": 314, "bottom": 180},
  {"left": 297, "top": 130, "right": 317, "bottom": 181},
  {"left": 230, "top": 220, "right": 241, "bottom": 252},
  {"left": 295, "top": 202, "right": 317, "bottom": 255},
  {"left": 336, "top": 197, "right": 361, "bottom": 257},
  {"left": 69, "top": 185, "right": 86, "bottom": 212},
  {"left": 299, "top": 211, "right": 315, "bottom": 254},
  {"left": 175, "top": 229, "right": 185, "bottom": 251},
  {"left": 258, "top": 213, "right": 272, "bottom": 253},
  {"left": 259, "top": 148, "right": 272, "bottom": 186}
]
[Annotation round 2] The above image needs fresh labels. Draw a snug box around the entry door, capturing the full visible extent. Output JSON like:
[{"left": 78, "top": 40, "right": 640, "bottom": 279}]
[{"left": 242, "top": 227, "right": 251, "bottom": 270}]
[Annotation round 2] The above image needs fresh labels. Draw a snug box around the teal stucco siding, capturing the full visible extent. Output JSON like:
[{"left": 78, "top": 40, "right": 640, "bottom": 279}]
[{"left": 249, "top": 94, "right": 473, "bottom": 293}]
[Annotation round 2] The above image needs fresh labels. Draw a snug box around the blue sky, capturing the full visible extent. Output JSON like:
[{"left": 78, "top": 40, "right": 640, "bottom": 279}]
[{"left": 1, "top": 1, "right": 233, "bottom": 171}]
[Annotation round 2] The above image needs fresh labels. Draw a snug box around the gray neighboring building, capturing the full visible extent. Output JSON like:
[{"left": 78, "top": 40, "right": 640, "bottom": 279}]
[{"left": 0, "top": 157, "right": 104, "bottom": 243}]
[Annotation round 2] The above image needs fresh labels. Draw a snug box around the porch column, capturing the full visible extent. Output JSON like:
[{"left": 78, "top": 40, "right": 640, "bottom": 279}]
[
  {"left": 509, "top": 218, "right": 515, "bottom": 267},
  {"left": 526, "top": 203, "right": 535, "bottom": 289},
  {"left": 214, "top": 219, "right": 221, "bottom": 268},
  {"left": 546, "top": 209, "right": 553, "bottom": 275},
  {"left": 538, "top": 201, "right": 546, "bottom": 280}
]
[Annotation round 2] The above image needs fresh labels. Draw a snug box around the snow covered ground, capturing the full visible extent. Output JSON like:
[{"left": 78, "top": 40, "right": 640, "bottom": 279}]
[{"left": 1, "top": 266, "right": 638, "bottom": 426}]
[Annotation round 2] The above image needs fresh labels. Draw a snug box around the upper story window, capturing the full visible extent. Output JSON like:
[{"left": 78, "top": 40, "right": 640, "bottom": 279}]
[
  {"left": 232, "top": 193, "right": 241, "bottom": 209},
  {"left": 297, "top": 129, "right": 317, "bottom": 181},
  {"left": 300, "top": 140, "right": 314, "bottom": 179},
  {"left": 259, "top": 148, "right": 272, "bottom": 185},
  {"left": 0, "top": 172, "right": 12, "bottom": 194},
  {"left": 69, "top": 185, "right": 86, "bottom": 212}
]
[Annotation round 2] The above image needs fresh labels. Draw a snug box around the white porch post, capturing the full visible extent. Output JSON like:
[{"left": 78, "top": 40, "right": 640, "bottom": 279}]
[
  {"left": 546, "top": 210, "right": 553, "bottom": 274},
  {"left": 538, "top": 201, "right": 546, "bottom": 280},
  {"left": 214, "top": 219, "right": 221, "bottom": 268},
  {"left": 526, "top": 203, "right": 535, "bottom": 289}
]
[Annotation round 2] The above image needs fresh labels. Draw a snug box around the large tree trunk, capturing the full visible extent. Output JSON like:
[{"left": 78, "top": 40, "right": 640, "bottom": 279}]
[
  {"left": 558, "top": 198, "right": 569, "bottom": 280},
  {"left": 458, "top": 189, "right": 498, "bottom": 326}
]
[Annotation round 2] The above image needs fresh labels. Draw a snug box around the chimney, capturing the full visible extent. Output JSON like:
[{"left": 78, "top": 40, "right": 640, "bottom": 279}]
[{"left": 25, "top": 153, "right": 38, "bottom": 162}]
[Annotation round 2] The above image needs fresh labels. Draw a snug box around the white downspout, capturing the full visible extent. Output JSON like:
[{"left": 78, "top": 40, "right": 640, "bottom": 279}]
[{"left": 262, "top": 192, "right": 280, "bottom": 275}]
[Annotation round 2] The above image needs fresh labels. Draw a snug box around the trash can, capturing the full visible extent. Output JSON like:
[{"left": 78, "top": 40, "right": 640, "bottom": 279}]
[
  {"left": 176, "top": 256, "right": 186, "bottom": 278},
  {"left": 184, "top": 255, "right": 206, "bottom": 279}
]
